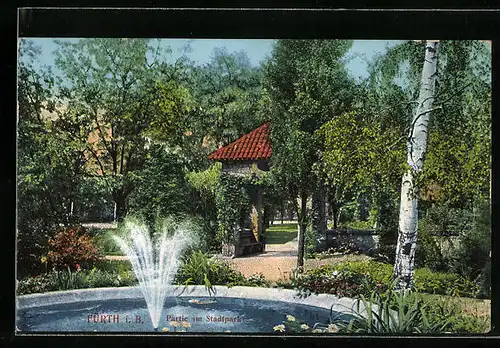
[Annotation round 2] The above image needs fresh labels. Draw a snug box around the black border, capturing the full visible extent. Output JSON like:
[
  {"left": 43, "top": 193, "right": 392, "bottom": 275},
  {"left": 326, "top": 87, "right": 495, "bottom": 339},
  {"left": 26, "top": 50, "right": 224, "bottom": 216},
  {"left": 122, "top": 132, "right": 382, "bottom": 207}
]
[{"left": 3, "top": 6, "right": 500, "bottom": 348}]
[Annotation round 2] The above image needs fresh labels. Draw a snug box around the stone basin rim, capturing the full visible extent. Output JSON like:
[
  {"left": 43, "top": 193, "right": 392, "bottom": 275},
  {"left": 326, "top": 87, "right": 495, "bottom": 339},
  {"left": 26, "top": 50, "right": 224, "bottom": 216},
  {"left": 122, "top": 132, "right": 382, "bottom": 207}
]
[{"left": 17, "top": 285, "right": 369, "bottom": 316}]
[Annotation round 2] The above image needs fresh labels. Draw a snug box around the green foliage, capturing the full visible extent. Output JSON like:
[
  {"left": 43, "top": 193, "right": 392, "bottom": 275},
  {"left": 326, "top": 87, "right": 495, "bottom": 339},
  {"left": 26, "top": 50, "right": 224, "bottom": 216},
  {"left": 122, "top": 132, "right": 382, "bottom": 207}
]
[
  {"left": 17, "top": 267, "right": 137, "bottom": 295},
  {"left": 189, "top": 47, "right": 266, "bottom": 147},
  {"left": 419, "top": 41, "right": 491, "bottom": 205},
  {"left": 75, "top": 177, "right": 114, "bottom": 222},
  {"left": 94, "top": 229, "right": 125, "bottom": 254},
  {"left": 146, "top": 79, "right": 195, "bottom": 142},
  {"left": 126, "top": 144, "right": 196, "bottom": 223},
  {"left": 415, "top": 221, "right": 448, "bottom": 272},
  {"left": 275, "top": 287, "right": 487, "bottom": 334},
  {"left": 174, "top": 251, "right": 270, "bottom": 293},
  {"left": 286, "top": 261, "right": 481, "bottom": 300},
  {"left": 17, "top": 40, "right": 82, "bottom": 277},
  {"left": 186, "top": 163, "right": 221, "bottom": 250},
  {"left": 317, "top": 111, "right": 405, "bottom": 193},
  {"left": 174, "top": 251, "right": 242, "bottom": 295},
  {"left": 414, "top": 268, "right": 479, "bottom": 298},
  {"left": 326, "top": 287, "right": 488, "bottom": 334},
  {"left": 93, "top": 259, "right": 132, "bottom": 274},
  {"left": 214, "top": 173, "right": 251, "bottom": 245},
  {"left": 335, "top": 288, "right": 449, "bottom": 334},
  {"left": 53, "top": 38, "right": 188, "bottom": 220},
  {"left": 450, "top": 199, "right": 491, "bottom": 294},
  {"left": 46, "top": 226, "right": 101, "bottom": 271},
  {"left": 245, "top": 273, "right": 272, "bottom": 287}
]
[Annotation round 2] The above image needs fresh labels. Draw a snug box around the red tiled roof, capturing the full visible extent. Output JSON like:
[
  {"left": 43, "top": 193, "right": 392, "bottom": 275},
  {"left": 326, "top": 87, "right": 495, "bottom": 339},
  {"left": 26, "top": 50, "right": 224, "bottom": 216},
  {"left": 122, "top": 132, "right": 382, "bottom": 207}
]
[{"left": 208, "top": 123, "right": 272, "bottom": 161}]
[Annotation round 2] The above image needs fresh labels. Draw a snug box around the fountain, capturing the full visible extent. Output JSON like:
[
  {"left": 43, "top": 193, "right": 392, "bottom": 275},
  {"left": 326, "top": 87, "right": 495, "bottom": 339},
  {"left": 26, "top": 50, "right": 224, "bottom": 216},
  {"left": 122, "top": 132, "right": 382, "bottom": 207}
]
[
  {"left": 16, "top": 218, "right": 359, "bottom": 333},
  {"left": 112, "top": 220, "right": 192, "bottom": 330}
]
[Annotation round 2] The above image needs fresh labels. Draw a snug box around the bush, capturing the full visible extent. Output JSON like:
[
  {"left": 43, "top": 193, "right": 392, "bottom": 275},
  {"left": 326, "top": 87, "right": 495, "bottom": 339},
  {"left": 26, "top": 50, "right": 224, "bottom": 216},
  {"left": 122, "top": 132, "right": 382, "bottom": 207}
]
[
  {"left": 478, "top": 258, "right": 491, "bottom": 299},
  {"left": 416, "top": 218, "right": 448, "bottom": 271},
  {"left": 288, "top": 261, "right": 481, "bottom": 299},
  {"left": 246, "top": 273, "right": 271, "bottom": 287},
  {"left": 174, "top": 251, "right": 247, "bottom": 288},
  {"left": 292, "top": 267, "right": 379, "bottom": 299},
  {"left": 174, "top": 251, "right": 271, "bottom": 291},
  {"left": 17, "top": 267, "right": 137, "bottom": 295},
  {"left": 17, "top": 273, "right": 53, "bottom": 295},
  {"left": 94, "top": 259, "right": 132, "bottom": 274},
  {"left": 46, "top": 226, "right": 101, "bottom": 271},
  {"left": 93, "top": 229, "right": 124, "bottom": 255},
  {"left": 414, "top": 268, "right": 480, "bottom": 298},
  {"left": 450, "top": 199, "right": 491, "bottom": 283}
]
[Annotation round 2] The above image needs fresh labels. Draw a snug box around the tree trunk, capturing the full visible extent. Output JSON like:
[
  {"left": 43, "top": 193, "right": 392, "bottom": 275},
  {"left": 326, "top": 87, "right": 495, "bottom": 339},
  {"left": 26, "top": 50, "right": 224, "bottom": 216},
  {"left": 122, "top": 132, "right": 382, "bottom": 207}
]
[
  {"left": 393, "top": 41, "right": 439, "bottom": 290},
  {"left": 297, "top": 191, "right": 308, "bottom": 269},
  {"left": 312, "top": 188, "right": 327, "bottom": 251},
  {"left": 331, "top": 204, "right": 340, "bottom": 229},
  {"left": 113, "top": 192, "right": 127, "bottom": 222}
]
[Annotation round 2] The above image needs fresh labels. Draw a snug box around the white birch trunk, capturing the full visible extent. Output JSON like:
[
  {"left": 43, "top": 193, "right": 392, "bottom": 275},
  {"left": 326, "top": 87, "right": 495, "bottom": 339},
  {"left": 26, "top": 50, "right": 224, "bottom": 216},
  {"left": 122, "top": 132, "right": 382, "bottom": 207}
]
[{"left": 393, "top": 41, "right": 439, "bottom": 290}]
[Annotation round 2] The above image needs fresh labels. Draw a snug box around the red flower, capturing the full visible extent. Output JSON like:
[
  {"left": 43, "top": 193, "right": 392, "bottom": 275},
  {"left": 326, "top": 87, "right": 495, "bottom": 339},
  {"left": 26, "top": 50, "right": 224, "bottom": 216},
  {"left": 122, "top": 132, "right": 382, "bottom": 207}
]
[{"left": 75, "top": 264, "right": 81, "bottom": 271}]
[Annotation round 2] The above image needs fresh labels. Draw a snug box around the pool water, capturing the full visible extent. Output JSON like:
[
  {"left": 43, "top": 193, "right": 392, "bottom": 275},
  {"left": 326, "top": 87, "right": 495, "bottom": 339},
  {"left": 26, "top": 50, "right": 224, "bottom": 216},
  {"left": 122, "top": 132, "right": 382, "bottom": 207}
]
[{"left": 17, "top": 297, "right": 353, "bottom": 333}]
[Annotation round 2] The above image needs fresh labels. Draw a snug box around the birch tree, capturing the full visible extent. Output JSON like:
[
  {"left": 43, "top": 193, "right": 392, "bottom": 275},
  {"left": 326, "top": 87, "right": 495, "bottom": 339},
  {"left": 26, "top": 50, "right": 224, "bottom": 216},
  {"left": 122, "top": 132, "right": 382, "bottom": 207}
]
[{"left": 393, "top": 41, "right": 439, "bottom": 289}]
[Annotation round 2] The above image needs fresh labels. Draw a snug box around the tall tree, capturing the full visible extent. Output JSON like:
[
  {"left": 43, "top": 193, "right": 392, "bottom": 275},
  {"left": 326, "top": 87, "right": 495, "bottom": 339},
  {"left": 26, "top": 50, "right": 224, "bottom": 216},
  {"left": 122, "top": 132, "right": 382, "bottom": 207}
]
[
  {"left": 17, "top": 40, "right": 85, "bottom": 276},
  {"left": 189, "top": 47, "right": 265, "bottom": 148},
  {"left": 53, "top": 38, "right": 193, "bottom": 220},
  {"left": 393, "top": 41, "right": 440, "bottom": 290},
  {"left": 263, "top": 39, "right": 354, "bottom": 268}
]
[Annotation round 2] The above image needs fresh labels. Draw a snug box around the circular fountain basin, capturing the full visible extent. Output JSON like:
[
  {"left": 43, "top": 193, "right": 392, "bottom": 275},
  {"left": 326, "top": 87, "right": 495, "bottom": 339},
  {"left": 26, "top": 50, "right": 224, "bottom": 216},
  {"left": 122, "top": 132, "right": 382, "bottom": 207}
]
[{"left": 17, "top": 286, "right": 362, "bottom": 333}]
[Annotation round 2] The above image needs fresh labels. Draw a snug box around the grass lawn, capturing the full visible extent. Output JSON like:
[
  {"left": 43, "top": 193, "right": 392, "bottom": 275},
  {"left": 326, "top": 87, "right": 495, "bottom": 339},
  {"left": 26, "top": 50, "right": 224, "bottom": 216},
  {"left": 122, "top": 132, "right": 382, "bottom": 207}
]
[
  {"left": 265, "top": 223, "right": 298, "bottom": 244},
  {"left": 421, "top": 293, "right": 491, "bottom": 333},
  {"left": 421, "top": 293, "right": 491, "bottom": 318}
]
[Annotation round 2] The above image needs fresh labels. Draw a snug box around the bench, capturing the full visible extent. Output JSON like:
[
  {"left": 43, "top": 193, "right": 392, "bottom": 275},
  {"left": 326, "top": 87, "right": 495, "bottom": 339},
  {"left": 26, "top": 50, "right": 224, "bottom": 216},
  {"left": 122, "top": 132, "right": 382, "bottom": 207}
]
[{"left": 236, "top": 229, "right": 264, "bottom": 256}]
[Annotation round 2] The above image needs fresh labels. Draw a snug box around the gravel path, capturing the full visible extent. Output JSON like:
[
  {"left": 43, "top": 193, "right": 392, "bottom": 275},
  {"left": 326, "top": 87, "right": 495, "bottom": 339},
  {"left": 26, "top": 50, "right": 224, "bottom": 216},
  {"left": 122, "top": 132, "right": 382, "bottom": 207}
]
[
  {"left": 103, "top": 240, "right": 370, "bottom": 283},
  {"left": 222, "top": 241, "right": 299, "bottom": 282}
]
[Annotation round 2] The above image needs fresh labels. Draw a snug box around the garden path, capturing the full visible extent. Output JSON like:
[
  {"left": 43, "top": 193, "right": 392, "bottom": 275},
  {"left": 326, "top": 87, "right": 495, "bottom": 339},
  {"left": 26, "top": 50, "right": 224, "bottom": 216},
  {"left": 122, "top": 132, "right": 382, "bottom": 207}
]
[
  {"left": 224, "top": 242, "right": 371, "bottom": 283},
  {"left": 223, "top": 241, "right": 299, "bottom": 283}
]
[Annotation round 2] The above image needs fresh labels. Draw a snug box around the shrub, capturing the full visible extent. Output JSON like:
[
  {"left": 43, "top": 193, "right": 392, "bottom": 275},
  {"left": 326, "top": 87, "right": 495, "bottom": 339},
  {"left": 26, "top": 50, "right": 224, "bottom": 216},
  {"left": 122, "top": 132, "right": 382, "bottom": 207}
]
[
  {"left": 414, "top": 268, "right": 480, "bottom": 298},
  {"left": 83, "top": 267, "right": 136, "bottom": 288},
  {"left": 174, "top": 251, "right": 271, "bottom": 292},
  {"left": 174, "top": 251, "right": 247, "bottom": 288},
  {"left": 93, "top": 229, "right": 124, "bottom": 255},
  {"left": 369, "top": 244, "right": 397, "bottom": 264},
  {"left": 46, "top": 226, "right": 101, "bottom": 271},
  {"left": 477, "top": 258, "right": 491, "bottom": 299},
  {"left": 288, "top": 261, "right": 481, "bottom": 299},
  {"left": 246, "top": 273, "right": 271, "bottom": 287},
  {"left": 290, "top": 263, "right": 384, "bottom": 299},
  {"left": 450, "top": 199, "right": 491, "bottom": 283},
  {"left": 17, "top": 273, "right": 53, "bottom": 295},
  {"left": 416, "top": 218, "right": 448, "bottom": 271},
  {"left": 274, "top": 286, "right": 487, "bottom": 334},
  {"left": 94, "top": 259, "right": 132, "bottom": 274},
  {"left": 17, "top": 267, "right": 137, "bottom": 295}
]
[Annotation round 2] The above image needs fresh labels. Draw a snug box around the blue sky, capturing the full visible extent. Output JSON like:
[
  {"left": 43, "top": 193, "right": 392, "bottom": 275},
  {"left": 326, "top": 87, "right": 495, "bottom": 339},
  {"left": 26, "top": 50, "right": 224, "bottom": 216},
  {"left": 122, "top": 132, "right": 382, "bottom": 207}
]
[{"left": 22, "top": 38, "right": 404, "bottom": 82}]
